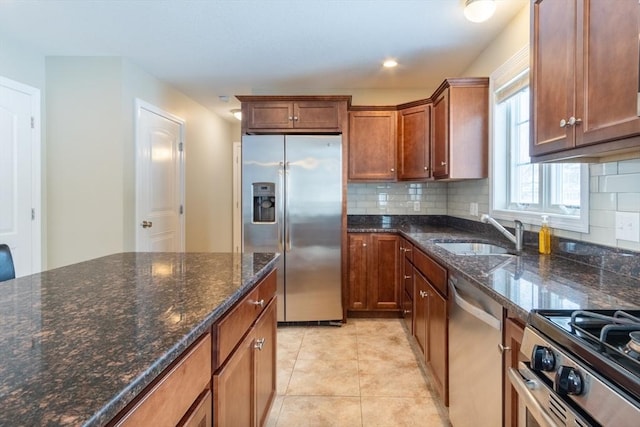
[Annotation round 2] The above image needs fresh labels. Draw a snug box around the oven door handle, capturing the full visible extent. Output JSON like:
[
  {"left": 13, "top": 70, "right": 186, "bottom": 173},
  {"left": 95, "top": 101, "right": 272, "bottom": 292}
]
[{"left": 507, "top": 367, "right": 558, "bottom": 427}]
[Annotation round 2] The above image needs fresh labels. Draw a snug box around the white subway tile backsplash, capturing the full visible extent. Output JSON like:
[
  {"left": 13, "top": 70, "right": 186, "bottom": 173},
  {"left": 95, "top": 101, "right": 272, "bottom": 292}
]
[
  {"left": 348, "top": 158, "right": 638, "bottom": 250},
  {"left": 590, "top": 162, "right": 618, "bottom": 176},
  {"left": 590, "top": 192, "right": 617, "bottom": 211},
  {"left": 618, "top": 158, "right": 640, "bottom": 174},
  {"left": 618, "top": 193, "right": 640, "bottom": 212},
  {"left": 598, "top": 173, "right": 640, "bottom": 193}
]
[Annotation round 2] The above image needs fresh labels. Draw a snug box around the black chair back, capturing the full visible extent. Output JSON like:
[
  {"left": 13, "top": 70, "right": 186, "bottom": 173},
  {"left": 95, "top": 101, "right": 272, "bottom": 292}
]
[{"left": 0, "top": 244, "right": 16, "bottom": 282}]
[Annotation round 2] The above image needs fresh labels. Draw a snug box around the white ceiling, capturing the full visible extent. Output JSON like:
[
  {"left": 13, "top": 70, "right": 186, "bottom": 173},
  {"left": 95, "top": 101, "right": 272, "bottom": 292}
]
[{"left": 0, "top": 0, "right": 527, "bottom": 122}]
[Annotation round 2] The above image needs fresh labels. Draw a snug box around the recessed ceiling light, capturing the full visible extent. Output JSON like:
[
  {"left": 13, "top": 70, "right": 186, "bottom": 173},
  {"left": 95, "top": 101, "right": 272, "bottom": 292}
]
[{"left": 383, "top": 59, "right": 398, "bottom": 68}]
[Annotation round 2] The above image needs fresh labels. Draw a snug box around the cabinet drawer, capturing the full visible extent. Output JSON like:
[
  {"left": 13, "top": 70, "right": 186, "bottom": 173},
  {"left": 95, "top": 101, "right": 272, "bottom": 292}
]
[
  {"left": 116, "top": 334, "right": 212, "bottom": 427},
  {"left": 215, "top": 270, "right": 276, "bottom": 368},
  {"left": 413, "top": 249, "right": 447, "bottom": 296}
]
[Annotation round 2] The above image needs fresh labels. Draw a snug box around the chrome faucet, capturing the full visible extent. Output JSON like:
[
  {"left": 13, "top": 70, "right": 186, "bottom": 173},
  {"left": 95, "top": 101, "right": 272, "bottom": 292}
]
[{"left": 480, "top": 214, "right": 524, "bottom": 253}]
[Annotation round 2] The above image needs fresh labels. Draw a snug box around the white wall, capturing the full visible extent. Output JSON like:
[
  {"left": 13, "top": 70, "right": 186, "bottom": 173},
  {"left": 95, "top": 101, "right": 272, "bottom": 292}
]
[
  {"left": 44, "top": 57, "right": 236, "bottom": 268},
  {"left": 46, "top": 57, "right": 125, "bottom": 267}
]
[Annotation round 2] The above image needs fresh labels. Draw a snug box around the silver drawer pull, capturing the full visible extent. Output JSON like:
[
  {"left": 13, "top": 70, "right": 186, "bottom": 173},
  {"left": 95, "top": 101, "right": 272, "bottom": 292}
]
[
  {"left": 254, "top": 338, "right": 266, "bottom": 350},
  {"left": 252, "top": 299, "right": 265, "bottom": 307}
]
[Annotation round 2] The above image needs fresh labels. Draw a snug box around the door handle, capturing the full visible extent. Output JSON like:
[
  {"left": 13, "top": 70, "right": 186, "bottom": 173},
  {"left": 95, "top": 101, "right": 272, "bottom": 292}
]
[{"left": 141, "top": 220, "right": 153, "bottom": 228}]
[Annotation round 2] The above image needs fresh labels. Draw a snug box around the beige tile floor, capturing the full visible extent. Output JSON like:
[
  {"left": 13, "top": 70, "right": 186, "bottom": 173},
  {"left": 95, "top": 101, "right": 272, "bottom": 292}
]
[{"left": 266, "top": 318, "right": 451, "bottom": 427}]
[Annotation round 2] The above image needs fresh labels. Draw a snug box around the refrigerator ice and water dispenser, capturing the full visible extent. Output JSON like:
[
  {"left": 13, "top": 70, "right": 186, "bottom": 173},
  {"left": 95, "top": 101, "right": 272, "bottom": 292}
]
[{"left": 252, "top": 182, "right": 276, "bottom": 223}]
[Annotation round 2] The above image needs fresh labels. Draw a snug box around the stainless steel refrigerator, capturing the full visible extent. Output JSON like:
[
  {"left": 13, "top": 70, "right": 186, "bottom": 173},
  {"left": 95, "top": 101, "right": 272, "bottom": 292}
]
[{"left": 242, "top": 134, "right": 343, "bottom": 322}]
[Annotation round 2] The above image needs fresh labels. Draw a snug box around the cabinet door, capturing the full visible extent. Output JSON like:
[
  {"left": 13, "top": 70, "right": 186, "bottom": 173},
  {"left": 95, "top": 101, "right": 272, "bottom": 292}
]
[
  {"left": 414, "top": 269, "right": 428, "bottom": 357},
  {"left": 245, "top": 102, "right": 294, "bottom": 130},
  {"left": 398, "top": 104, "right": 431, "bottom": 180},
  {"left": 348, "top": 110, "right": 397, "bottom": 181},
  {"left": 294, "top": 101, "right": 341, "bottom": 130},
  {"left": 348, "top": 233, "right": 368, "bottom": 310},
  {"left": 427, "top": 286, "right": 448, "bottom": 405},
  {"left": 369, "top": 234, "right": 400, "bottom": 310},
  {"left": 180, "top": 391, "right": 212, "bottom": 427},
  {"left": 431, "top": 90, "right": 449, "bottom": 178},
  {"left": 530, "top": 0, "right": 576, "bottom": 156},
  {"left": 576, "top": 0, "right": 640, "bottom": 147},
  {"left": 503, "top": 317, "right": 525, "bottom": 427},
  {"left": 255, "top": 298, "right": 277, "bottom": 427},
  {"left": 213, "top": 332, "right": 255, "bottom": 427}
]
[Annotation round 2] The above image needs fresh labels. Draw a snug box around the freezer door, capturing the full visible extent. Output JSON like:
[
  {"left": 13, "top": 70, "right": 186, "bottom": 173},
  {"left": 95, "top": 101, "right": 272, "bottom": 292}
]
[
  {"left": 242, "top": 135, "right": 286, "bottom": 320},
  {"left": 285, "top": 135, "right": 343, "bottom": 321}
]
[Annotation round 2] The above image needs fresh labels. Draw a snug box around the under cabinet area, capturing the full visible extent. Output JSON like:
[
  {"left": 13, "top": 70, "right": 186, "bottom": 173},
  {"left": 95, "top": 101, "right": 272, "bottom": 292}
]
[
  {"left": 431, "top": 78, "right": 488, "bottom": 180},
  {"left": 348, "top": 109, "right": 397, "bottom": 181},
  {"left": 237, "top": 96, "right": 349, "bottom": 133},
  {"left": 531, "top": 0, "right": 640, "bottom": 162},
  {"left": 347, "top": 233, "right": 401, "bottom": 314}
]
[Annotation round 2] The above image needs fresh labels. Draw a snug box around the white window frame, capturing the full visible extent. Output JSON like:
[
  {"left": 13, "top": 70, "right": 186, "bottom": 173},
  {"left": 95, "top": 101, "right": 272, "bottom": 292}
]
[{"left": 489, "top": 45, "right": 589, "bottom": 233}]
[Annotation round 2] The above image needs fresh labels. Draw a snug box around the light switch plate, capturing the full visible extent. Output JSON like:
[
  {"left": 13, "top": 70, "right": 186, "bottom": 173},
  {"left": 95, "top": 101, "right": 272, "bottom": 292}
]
[{"left": 615, "top": 211, "right": 640, "bottom": 242}]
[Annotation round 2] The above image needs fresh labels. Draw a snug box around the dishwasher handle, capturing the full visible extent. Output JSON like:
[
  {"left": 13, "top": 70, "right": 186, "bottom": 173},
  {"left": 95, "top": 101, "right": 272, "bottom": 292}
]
[{"left": 449, "top": 278, "right": 501, "bottom": 331}]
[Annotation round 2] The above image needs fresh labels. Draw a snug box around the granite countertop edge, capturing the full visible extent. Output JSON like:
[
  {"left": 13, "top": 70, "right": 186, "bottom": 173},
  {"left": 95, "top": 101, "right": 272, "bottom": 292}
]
[{"left": 83, "top": 255, "right": 280, "bottom": 427}]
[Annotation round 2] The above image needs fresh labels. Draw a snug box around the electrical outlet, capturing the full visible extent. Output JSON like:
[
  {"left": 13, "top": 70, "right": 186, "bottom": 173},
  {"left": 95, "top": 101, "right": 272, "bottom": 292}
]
[
  {"left": 413, "top": 201, "right": 421, "bottom": 212},
  {"left": 469, "top": 202, "right": 479, "bottom": 216},
  {"left": 615, "top": 211, "right": 640, "bottom": 242}
]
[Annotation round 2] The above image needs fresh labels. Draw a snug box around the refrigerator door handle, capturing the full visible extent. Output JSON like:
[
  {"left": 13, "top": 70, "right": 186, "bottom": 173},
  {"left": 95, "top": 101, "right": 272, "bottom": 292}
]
[
  {"left": 284, "top": 161, "right": 291, "bottom": 252},
  {"left": 278, "top": 161, "right": 285, "bottom": 252}
]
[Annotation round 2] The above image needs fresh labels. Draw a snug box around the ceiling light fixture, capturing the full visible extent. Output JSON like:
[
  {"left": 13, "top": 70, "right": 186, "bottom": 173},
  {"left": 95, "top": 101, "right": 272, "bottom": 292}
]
[
  {"left": 383, "top": 59, "right": 398, "bottom": 68},
  {"left": 464, "top": 0, "right": 496, "bottom": 23},
  {"left": 230, "top": 109, "right": 242, "bottom": 120}
]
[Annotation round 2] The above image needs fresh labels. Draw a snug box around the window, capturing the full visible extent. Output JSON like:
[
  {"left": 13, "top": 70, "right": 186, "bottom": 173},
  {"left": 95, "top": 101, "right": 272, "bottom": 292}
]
[{"left": 490, "top": 47, "right": 588, "bottom": 232}]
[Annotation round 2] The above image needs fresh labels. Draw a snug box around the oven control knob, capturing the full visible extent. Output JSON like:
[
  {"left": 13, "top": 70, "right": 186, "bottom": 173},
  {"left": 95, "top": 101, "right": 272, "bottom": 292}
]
[
  {"left": 531, "top": 345, "right": 555, "bottom": 371},
  {"left": 555, "top": 366, "right": 583, "bottom": 395}
]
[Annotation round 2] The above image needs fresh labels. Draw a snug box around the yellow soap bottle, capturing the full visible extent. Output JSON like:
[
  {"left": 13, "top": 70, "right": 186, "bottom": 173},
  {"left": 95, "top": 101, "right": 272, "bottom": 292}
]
[{"left": 539, "top": 215, "right": 551, "bottom": 254}]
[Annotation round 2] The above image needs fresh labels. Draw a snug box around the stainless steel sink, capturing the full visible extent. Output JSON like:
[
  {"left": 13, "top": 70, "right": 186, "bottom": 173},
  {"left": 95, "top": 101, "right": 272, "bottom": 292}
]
[{"left": 435, "top": 242, "right": 512, "bottom": 256}]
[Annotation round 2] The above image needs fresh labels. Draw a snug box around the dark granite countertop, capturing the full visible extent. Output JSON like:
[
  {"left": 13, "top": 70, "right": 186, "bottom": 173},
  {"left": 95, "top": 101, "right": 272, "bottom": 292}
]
[
  {"left": 348, "top": 216, "right": 640, "bottom": 322},
  {"left": 0, "top": 252, "right": 279, "bottom": 426}
]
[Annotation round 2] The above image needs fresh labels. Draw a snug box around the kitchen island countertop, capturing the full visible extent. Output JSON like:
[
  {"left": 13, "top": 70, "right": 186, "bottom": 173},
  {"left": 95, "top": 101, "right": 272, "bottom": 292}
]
[
  {"left": 348, "top": 220, "right": 640, "bottom": 321},
  {"left": 0, "top": 252, "right": 279, "bottom": 426}
]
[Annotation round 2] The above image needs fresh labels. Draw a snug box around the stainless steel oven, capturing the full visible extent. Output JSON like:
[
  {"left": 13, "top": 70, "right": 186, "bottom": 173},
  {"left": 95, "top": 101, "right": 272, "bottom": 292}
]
[{"left": 509, "top": 310, "right": 640, "bottom": 427}]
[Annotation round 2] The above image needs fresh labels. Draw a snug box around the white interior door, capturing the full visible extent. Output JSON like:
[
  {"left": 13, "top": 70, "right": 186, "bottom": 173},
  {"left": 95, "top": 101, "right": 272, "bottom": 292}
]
[
  {"left": 135, "top": 100, "right": 185, "bottom": 252},
  {"left": 0, "top": 76, "right": 41, "bottom": 276}
]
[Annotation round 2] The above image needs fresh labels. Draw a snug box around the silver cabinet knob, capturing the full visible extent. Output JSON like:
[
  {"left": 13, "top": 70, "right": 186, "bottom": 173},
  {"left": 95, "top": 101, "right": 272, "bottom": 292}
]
[
  {"left": 141, "top": 220, "right": 153, "bottom": 228},
  {"left": 419, "top": 290, "right": 428, "bottom": 298},
  {"left": 362, "top": 243, "right": 367, "bottom": 247},
  {"left": 288, "top": 116, "right": 293, "bottom": 121},
  {"left": 560, "top": 118, "right": 568, "bottom": 128},
  {"left": 254, "top": 338, "right": 266, "bottom": 350},
  {"left": 440, "top": 161, "right": 447, "bottom": 166},
  {"left": 403, "top": 309, "right": 411, "bottom": 315},
  {"left": 390, "top": 168, "right": 395, "bottom": 172},
  {"left": 404, "top": 275, "right": 411, "bottom": 280},
  {"left": 252, "top": 299, "right": 265, "bottom": 307},
  {"left": 568, "top": 116, "right": 582, "bottom": 126},
  {"left": 424, "top": 166, "right": 429, "bottom": 171},
  {"left": 293, "top": 116, "right": 299, "bottom": 121},
  {"left": 498, "top": 344, "right": 511, "bottom": 354}
]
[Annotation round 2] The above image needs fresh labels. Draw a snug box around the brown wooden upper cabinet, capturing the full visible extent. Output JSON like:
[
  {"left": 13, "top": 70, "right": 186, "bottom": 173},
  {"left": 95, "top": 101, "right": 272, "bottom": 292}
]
[
  {"left": 397, "top": 101, "right": 431, "bottom": 180},
  {"left": 431, "top": 78, "right": 489, "bottom": 180},
  {"left": 348, "top": 108, "right": 397, "bottom": 181},
  {"left": 531, "top": 0, "right": 640, "bottom": 162},
  {"left": 237, "top": 96, "right": 350, "bottom": 134}
]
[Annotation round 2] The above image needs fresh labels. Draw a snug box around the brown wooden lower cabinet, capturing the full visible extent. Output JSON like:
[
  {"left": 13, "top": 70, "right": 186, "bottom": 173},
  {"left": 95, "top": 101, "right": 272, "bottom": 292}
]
[
  {"left": 347, "top": 233, "right": 401, "bottom": 314},
  {"left": 411, "top": 248, "right": 448, "bottom": 406},
  {"left": 114, "top": 334, "right": 212, "bottom": 427},
  {"left": 503, "top": 316, "right": 525, "bottom": 427},
  {"left": 180, "top": 391, "right": 212, "bottom": 427},
  {"left": 214, "top": 297, "right": 277, "bottom": 427}
]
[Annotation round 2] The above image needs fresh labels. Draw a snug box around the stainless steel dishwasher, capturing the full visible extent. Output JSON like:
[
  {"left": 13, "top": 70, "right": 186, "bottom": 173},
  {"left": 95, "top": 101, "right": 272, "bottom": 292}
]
[{"left": 448, "top": 274, "right": 503, "bottom": 427}]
